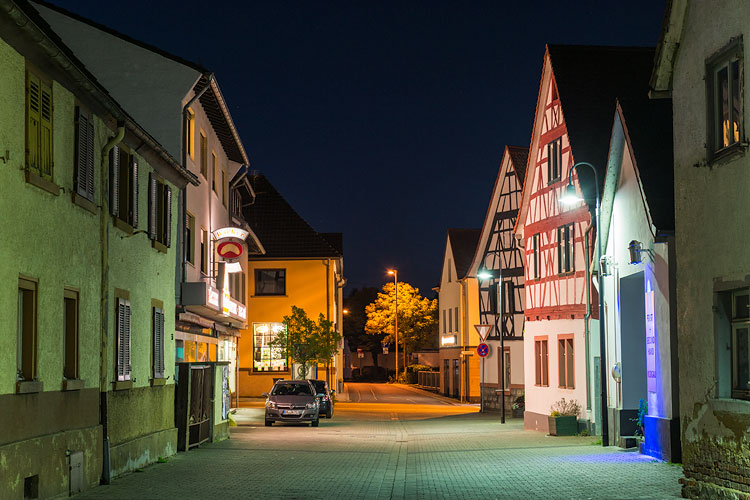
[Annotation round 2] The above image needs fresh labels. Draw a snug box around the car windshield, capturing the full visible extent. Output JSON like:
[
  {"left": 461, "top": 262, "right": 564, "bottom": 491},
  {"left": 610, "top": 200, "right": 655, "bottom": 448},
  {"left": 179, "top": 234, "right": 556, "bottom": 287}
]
[
  {"left": 313, "top": 381, "right": 327, "bottom": 393},
  {"left": 272, "top": 383, "right": 312, "bottom": 396}
]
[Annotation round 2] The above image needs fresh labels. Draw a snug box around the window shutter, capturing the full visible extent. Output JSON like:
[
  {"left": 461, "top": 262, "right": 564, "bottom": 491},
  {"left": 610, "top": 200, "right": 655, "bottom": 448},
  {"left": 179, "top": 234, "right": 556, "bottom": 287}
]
[
  {"left": 39, "top": 82, "right": 53, "bottom": 179},
  {"left": 148, "top": 173, "right": 157, "bottom": 240},
  {"left": 123, "top": 301, "right": 131, "bottom": 381},
  {"left": 75, "top": 107, "right": 89, "bottom": 197},
  {"left": 26, "top": 73, "right": 41, "bottom": 173},
  {"left": 153, "top": 308, "right": 165, "bottom": 378},
  {"left": 110, "top": 146, "right": 120, "bottom": 218},
  {"left": 131, "top": 158, "right": 139, "bottom": 228},
  {"left": 164, "top": 185, "right": 172, "bottom": 247}
]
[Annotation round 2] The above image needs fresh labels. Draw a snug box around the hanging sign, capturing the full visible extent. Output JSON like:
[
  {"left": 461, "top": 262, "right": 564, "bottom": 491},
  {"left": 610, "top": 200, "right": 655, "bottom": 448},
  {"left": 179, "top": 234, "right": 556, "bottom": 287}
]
[{"left": 474, "top": 324, "right": 492, "bottom": 342}]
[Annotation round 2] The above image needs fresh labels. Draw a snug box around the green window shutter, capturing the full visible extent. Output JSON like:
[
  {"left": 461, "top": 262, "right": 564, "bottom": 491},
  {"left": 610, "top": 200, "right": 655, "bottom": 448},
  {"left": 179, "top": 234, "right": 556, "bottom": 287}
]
[
  {"left": 148, "top": 173, "right": 157, "bottom": 240},
  {"left": 164, "top": 185, "right": 172, "bottom": 247},
  {"left": 110, "top": 146, "right": 120, "bottom": 218},
  {"left": 26, "top": 73, "right": 41, "bottom": 174},
  {"left": 39, "top": 82, "right": 53, "bottom": 180},
  {"left": 131, "top": 158, "right": 139, "bottom": 228}
]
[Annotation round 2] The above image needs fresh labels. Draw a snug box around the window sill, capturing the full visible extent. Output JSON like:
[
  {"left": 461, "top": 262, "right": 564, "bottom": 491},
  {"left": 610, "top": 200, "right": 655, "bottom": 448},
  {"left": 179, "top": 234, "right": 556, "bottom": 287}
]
[
  {"left": 25, "top": 170, "right": 59, "bottom": 196},
  {"left": 152, "top": 240, "right": 168, "bottom": 254},
  {"left": 72, "top": 192, "right": 97, "bottom": 214},
  {"left": 113, "top": 380, "right": 133, "bottom": 391},
  {"left": 16, "top": 380, "right": 43, "bottom": 394},
  {"left": 113, "top": 217, "right": 134, "bottom": 235},
  {"left": 150, "top": 377, "right": 167, "bottom": 386},
  {"left": 63, "top": 378, "right": 85, "bottom": 391}
]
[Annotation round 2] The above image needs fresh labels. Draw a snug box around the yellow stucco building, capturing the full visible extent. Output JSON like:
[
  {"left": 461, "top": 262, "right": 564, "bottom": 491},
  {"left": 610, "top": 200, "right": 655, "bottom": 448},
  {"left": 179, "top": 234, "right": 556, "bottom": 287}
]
[{"left": 237, "top": 173, "right": 344, "bottom": 396}]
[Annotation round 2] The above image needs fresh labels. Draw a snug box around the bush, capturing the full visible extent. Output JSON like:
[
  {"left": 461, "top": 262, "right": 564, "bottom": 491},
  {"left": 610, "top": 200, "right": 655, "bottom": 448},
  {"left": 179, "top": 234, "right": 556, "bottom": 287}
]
[{"left": 550, "top": 398, "right": 581, "bottom": 417}]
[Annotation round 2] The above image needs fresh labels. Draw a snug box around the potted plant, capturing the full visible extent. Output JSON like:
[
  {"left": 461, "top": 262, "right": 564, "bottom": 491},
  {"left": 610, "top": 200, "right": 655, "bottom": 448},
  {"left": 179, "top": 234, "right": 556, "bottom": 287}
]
[
  {"left": 511, "top": 394, "right": 525, "bottom": 418},
  {"left": 548, "top": 398, "right": 580, "bottom": 436}
]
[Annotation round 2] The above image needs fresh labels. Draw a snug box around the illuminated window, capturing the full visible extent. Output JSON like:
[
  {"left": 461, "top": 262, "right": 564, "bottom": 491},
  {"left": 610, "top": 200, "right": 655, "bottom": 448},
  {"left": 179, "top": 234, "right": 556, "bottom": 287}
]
[
  {"left": 547, "top": 137, "right": 561, "bottom": 184},
  {"left": 255, "top": 269, "right": 286, "bottom": 296},
  {"left": 707, "top": 38, "right": 744, "bottom": 160},
  {"left": 557, "top": 224, "right": 574, "bottom": 274},
  {"left": 253, "top": 322, "right": 288, "bottom": 372},
  {"left": 535, "top": 337, "right": 548, "bottom": 386},
  {"left": 558, "top": 336, "right": 574, "bottom": 389}
]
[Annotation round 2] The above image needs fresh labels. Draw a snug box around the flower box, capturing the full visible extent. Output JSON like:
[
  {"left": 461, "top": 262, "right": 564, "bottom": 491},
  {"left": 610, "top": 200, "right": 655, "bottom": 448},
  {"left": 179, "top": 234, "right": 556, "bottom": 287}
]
[{"left": 548, "top": 415, "right": 577, "bottom": 436}]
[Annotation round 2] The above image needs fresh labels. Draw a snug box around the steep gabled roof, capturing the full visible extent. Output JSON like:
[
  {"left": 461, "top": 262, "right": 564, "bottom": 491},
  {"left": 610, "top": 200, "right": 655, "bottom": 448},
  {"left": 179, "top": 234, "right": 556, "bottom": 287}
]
[
  {"left": 242, "top": 173, "right": 342, "bottom": 259},
  {"left": 447, "top": 228, "right": 480, "bottom": 280}
]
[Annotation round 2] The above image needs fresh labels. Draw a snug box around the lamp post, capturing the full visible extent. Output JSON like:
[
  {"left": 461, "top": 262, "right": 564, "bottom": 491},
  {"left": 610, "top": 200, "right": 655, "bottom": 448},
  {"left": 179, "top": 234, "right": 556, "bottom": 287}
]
[
  {"left": 559, "top": 161, "right": 608, "bottom": 447},
  {"left": 387, "top": 269, "right": 399, "bottom": 379}
]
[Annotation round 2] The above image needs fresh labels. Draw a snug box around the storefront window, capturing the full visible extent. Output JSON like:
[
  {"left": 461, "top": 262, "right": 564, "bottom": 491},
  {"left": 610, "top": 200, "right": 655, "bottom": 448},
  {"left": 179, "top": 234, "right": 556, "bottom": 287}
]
[{"left": 253, "top": 322, "right": 288, "bottom": 372}]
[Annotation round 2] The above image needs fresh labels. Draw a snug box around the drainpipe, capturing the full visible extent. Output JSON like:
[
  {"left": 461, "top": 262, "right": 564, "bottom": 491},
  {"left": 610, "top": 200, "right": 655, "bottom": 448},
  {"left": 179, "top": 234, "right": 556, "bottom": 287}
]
[
  {"left": 583, "top": 224, "right": 593, "bottom": 417},
  {"left": 100, "top": 123, "right": 125, "bottom": 485}
]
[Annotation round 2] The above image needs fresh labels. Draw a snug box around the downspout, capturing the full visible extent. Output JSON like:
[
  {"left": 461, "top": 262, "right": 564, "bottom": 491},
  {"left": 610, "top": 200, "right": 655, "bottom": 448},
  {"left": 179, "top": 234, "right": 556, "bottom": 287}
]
[
  {"left": 100, "top": 123, "right": 125, "bottom": 485},
  {"left": 583, "top": 224, "right": 593, "bottom": 415}
]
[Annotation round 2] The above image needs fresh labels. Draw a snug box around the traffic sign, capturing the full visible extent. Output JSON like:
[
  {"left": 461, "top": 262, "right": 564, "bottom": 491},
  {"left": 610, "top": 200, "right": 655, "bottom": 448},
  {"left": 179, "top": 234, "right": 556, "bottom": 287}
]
[
  {"left": 477, "top": 343, "right": 489, "bottom": 357},
  {"left": 474, "top": 324, "right": 492, "bottom": 342}
]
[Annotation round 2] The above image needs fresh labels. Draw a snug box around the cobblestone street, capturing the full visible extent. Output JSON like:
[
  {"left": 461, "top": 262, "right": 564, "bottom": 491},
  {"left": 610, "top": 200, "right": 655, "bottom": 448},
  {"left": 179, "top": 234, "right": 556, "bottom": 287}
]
[{"left": 73, "top": 385, "right": 684, "bottom": 500}]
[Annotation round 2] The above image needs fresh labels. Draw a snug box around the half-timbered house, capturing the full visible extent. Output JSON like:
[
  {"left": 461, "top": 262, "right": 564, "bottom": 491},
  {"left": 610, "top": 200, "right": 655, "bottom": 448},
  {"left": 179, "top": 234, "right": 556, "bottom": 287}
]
[
  {"left": 514, "top": 45, "right": 656, "bottom": 434},
  {"left": 467, "top": 146, "right": 527, "bottom": 413}
]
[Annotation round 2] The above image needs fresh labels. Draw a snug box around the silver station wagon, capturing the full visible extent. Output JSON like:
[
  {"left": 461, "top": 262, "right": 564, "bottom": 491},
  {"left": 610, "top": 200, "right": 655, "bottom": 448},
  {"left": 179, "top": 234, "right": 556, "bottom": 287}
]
[{"left": 263, "top": 379, "right": 320, "bottom": 427}]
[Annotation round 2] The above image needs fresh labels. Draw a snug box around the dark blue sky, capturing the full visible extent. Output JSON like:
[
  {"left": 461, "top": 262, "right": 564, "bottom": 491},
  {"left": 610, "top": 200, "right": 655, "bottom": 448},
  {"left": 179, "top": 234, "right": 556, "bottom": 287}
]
[{"left": 51, "top": 0, "right": 665, "bottom": 295}]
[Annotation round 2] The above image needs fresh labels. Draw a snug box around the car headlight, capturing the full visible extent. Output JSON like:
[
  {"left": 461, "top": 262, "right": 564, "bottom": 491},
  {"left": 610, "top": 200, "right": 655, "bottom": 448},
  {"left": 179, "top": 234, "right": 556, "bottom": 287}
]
[
  {"left": 306, "top": 401, "right": 318, "bottom": 409},
  {"left": 266, "top": 401, "right": 277, "bottom": 409}
]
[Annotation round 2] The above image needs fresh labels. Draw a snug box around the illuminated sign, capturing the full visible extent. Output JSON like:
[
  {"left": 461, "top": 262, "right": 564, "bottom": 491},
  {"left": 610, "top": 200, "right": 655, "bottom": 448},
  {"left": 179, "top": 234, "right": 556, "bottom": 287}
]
[
  {"left": 441, "top": 335, "right": 457, "bottom": 346},
  {"left": 213, "top": 227, "right": 249, "bottom": 241}
]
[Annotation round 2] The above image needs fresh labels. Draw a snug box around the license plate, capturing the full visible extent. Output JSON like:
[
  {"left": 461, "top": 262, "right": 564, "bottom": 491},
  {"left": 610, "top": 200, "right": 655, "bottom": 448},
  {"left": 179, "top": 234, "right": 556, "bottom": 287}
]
[{"left": 282, "top": 410, "right": 301, "bottom": 415}]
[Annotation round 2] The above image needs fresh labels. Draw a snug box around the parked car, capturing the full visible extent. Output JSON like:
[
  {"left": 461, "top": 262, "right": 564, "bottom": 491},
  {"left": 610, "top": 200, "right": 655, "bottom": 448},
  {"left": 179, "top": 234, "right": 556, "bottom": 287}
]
[
  {"left": 263, "top": 380, "right": 320, "bottom": 427},
  {"left": 311, "top": 380, "right": 334, "bottom": 418}
]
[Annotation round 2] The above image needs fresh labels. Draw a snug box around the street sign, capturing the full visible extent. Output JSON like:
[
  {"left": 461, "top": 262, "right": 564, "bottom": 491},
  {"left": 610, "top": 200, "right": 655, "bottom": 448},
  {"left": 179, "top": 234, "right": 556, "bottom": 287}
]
[
  {"left": 474, "top": 324, "right": 492, "bottom": 342},
  {"left": 477, "top": 343, "right": 489, "bottom": 358}
]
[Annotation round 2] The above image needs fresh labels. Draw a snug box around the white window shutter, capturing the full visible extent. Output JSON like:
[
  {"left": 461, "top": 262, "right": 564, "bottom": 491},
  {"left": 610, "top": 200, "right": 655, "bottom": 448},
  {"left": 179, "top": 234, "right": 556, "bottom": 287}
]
[
  {"left": 164, "top": 185, "right": 172, "bottom": 247},
  {"left": 131, "top": 158, "right": 139, "bottom": 228},
  {"left": 110, "top": 146, "right": 120, "bottom": 218},
  {"left": 148, "top": 173, "right": 157, "bottom": 240}
]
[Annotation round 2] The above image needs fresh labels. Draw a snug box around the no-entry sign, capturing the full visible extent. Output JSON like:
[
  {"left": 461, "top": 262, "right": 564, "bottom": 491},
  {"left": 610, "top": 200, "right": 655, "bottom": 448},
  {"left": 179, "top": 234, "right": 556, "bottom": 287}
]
[{"left": 477, "top": 343, "right": 489, "bottom": 357}]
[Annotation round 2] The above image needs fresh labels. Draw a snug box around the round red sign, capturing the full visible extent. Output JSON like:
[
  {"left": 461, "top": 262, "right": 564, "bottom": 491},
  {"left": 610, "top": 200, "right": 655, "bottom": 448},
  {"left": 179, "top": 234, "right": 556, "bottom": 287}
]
[{"left": 217, "top": 241, "right": 243, "bottom": 259}]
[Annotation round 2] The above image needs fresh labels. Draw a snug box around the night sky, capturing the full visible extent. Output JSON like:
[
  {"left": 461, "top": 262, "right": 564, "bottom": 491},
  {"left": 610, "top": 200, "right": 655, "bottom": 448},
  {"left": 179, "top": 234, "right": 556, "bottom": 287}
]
[{"left": 48, "top": 0, "right": 665, "bottom": 296}]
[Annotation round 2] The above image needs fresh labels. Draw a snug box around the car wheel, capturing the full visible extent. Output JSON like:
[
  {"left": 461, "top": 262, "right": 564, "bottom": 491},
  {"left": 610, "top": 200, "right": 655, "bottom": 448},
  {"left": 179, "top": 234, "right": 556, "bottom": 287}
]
[
  {"left": 311, "top": 418, "right": 319, "bottom": 427},
  {"left": 265, "top": 420, "right": 272, "bottom": 427}
]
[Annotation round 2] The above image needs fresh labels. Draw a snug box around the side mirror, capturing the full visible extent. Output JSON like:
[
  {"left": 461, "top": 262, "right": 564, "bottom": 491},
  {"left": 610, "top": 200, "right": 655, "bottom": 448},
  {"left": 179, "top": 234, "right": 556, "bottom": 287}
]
[{"left": 261, "top": 392, "right": 269, "bottom": 397}]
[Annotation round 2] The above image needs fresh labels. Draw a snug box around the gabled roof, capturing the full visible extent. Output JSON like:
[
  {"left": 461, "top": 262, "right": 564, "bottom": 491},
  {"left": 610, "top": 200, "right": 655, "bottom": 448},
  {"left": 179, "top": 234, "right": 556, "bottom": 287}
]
[
  {"left": 468, "top": 146, "right": 527, "bottom": 278},
  {"left": 32, "top": 0, "right": 249, "bottom": 165},
  {"left": 447, "top": 228, "right": 480, "bottom": 280},
  {"left": 242, "top": 173, "right": 342, "bottom": 259}
]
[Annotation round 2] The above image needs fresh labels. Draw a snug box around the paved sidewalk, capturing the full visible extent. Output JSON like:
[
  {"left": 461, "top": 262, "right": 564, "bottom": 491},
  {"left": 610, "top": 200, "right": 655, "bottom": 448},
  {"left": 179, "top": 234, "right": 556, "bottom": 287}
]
[{"left": 75, "top": 407, "right": 683, "bottom": 500}]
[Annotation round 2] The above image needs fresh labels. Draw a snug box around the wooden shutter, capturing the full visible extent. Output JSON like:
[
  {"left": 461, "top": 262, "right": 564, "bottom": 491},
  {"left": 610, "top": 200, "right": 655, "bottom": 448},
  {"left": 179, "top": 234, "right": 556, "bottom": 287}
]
[
  {"left": 131, "top": 158, "right": 139, "bottom": 228},
  {"left": 148, "top": 172, "right": 157, "bottom": 240},
  {"left": 153, "top": 307, "right": 165, "bottom": 379},
  {"left": 39, "top": 81, "right": 53, "bottom": 179},
  {"left": 26, "top": 73, "right": 41, "bottom": 173},
  {"left": 110, "top": 146, "right": 120, "bottom": 218},
  {"left": 164, "top": 185, "right": 172, "bottom": 247}
]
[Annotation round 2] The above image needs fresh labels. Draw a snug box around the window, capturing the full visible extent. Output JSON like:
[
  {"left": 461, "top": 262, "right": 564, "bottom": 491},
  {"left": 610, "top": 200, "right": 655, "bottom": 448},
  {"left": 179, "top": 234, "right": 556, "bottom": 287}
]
[
  {"left": 17, "top": 278, "right": 38, "bottom": 381},
  {"left": 707, "top": 38, "right": 744, "bottom": 159},
  {"left": 534, "top": 337, "right": 548, "bottom": 386},
  {"left": 110, "top": 145, "right": 139, "bottom": 228},
  {"left": 253, "top": 322, "right": 288, "bottom": 371},
  {"left": 502, "top": 280, "right": 515, "bottom": 316},
  {"left": 547, "top": 137, "right": 561, "bottom": 184},
  {"left": 186, "top": 107, "right": 195, "bottom": 160},
  {"left": 557, "top": 224, "right": 574, "bottom": 274},
  {"left": 152, "top": 305, "right": 165, "bottom": 379},
  {"left": 454, "top": 307, "right": 459, "bottom": 334},
  {"left": 732, "top": 289, "right": 750, "bottom": 399},
  {"left": 532, "top": 233, "right": 541, "bottom": 280},
  {"left": 148, "top": 173, "right": 172, "bottom": 248},
  {"left": 116, "top": 297, "right": 131, "bottom": 382},
  {"left": 186, "top": 212, "right": 195, "bottom": 265},
  {"left": 255, "top": 269, "right": 286, "bottom": 296},
  {"left": 222, "top": 168, "right": 227, "bottom": 207},
  {"left": 26, "top": 70, "right": 53, "bottom": 180},
  {"left": 212, "top": 152, "right": 218, "bottom": 193},
  {"left": 200, "top": 228, "right": 208, "bottom": 275},
  {"left": 74, "top": 106, "right": 95, "bottom": 201},
  {"left": 63, "top": 289, "right": 79, "bottom": 380},
  {"left": 558, "top": 335, "right": 574, "bottom": 389},
  {"left": 200, "top": 131, "right": 207, "bottom": 178}
]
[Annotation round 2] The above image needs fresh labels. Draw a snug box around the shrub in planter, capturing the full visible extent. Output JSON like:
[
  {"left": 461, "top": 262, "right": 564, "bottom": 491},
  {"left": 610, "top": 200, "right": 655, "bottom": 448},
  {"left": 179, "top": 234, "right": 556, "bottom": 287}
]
[{"left": 548, "top": 398, "right": 581, "bottom": 436}]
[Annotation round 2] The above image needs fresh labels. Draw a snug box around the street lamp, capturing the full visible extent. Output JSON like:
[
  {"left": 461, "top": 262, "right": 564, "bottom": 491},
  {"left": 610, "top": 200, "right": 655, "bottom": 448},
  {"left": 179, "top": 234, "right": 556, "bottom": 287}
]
[
  {"left": 387, "top": 269, "right": 399, "bottom": 379},
  {"left": 559, "top": 161, "right": 608, "bottom": 447}
]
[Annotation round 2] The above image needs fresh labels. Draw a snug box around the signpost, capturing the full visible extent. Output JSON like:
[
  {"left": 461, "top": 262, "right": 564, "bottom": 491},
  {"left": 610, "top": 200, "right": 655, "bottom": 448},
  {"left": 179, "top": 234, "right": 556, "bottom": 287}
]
[{"left": 474, "top": 325, "right": 493, "bottom": 413}]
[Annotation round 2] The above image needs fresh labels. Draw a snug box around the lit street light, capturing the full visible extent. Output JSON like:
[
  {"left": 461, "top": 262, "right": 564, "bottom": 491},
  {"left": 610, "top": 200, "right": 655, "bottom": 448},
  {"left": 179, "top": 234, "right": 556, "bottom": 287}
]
[
  {"left": 560, "top": 161, "right": 608, "bottom": 447},
  {"left": 387, "top": 269, "right": 399, "bottom": 379}
]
